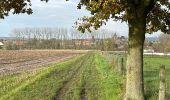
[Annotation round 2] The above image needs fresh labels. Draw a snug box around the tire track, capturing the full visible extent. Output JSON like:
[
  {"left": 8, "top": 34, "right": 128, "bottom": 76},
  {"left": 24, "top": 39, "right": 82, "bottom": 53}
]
[
  {"left": 0, "top": 55, "right": 86, "bottom": 100},
  {"left": 80, "top": 83, "right": 87, "bottom": 100},
  {"left": 80, "top": 55, "right": 96, "bottom": 100},
  {"left": 54, "top": 54, "right": 91, "bottom": 100}
]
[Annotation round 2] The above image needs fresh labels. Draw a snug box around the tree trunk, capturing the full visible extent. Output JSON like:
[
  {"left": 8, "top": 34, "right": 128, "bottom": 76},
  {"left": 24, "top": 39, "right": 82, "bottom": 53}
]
[{"left": 125, "top": 11, "right": 146, "bottom": 100}]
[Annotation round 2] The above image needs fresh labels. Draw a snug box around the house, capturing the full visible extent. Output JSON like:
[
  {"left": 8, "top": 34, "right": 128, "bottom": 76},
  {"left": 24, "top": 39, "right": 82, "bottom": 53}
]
[
  {"left": 14, "top": 40, "right": 25, "bottom": 46},
  {"left": 74, "top": 39, "right": 95, "bottom": 46},
  {"left": 144, "top": 49, "right": 155, "bottom": 53},
  {"left": 0, "top": 42, "right": 4, "bottom": 49}
]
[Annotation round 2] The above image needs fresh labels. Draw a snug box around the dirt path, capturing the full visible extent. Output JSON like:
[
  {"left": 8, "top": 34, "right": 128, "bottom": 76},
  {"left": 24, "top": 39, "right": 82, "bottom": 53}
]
[
  {"left": 0, "top": 54, "right": 79, "bottom": 76},
  {"left": 54, "top": 55, "right": 92, "bottom": 100}
]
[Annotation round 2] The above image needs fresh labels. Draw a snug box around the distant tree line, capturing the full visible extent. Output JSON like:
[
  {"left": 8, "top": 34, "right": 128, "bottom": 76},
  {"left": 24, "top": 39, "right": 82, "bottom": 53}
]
[
  {"left": 143, "top": 34, "right": 170, "bottom": 53},
  {"left": 5, "top": 27, "right": 170, "bottom": 53},
  {"left": 4, "top": 27, "right": 127, "bottom": 51},
  {"left": 154, "top": 34, "right": 170, "bottom": 53}
]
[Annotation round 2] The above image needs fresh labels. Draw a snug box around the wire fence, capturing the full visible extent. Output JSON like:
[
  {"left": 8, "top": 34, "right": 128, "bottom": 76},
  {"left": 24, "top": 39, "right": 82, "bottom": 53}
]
[{"left": 103, "top": 51, "right": 170, "bottom": 100}]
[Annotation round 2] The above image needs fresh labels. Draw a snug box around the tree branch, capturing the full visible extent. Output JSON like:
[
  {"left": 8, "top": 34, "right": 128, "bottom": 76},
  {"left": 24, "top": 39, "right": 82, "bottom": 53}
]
[{"left": 145, "top": 0, "right": 157, "bottom": 14}]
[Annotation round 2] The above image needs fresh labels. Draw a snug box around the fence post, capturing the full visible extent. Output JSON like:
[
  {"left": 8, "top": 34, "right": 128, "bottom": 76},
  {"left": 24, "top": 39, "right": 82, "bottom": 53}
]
[
  {"left": 121, "top": 57, "right": 124, "bottom": 75},
  {"left": 116, "top": 55, "right": 119, "bottom": 70},
  {"left": 112, "top": 55, "right": 117, "bottom": 70},
  {"left": 159, "top": 65, "right": 166, "bottom": 100},
  {"left": 117, "top": 57, "right": 124, "bottom": 75},
  {"left": 114, "top": 55, "right": 117, "bottom": 66}
]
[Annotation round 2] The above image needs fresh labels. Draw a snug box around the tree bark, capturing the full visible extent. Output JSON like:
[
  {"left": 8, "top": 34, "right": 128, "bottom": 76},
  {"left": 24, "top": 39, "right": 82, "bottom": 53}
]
[{"left": 125, "top": 10, "right": 146, "bottom": 100}]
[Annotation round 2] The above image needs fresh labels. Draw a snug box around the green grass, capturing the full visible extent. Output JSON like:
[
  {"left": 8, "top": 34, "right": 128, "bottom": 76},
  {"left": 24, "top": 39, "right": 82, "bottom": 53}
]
[
  {"left": 92, "top": 53, "right": 123, "bottom": 100},
  {"left": 56, "top": 54, "right": 92, "bottom": 100},
  {"left": 144, "top": 56, "right": 170, "bottom": 100},
  {"left": 0, "top": 52, "right": 124, "bottom": 100},
  {"left": 104, "top": 52, "right": 170, "bottom": 100},
  {"left": 0, "top": 55, "right": 85, "bottom": 100},
  {"left": 0, "top": 71, "right": 40, "bottom": 97},
  {"left": 4, "top": 52, "right": 169, "bottom": 100}
]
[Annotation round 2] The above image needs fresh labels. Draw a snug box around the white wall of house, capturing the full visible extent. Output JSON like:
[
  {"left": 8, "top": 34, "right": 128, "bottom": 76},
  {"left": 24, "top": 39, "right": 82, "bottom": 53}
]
[{"left": 0, "top": 42, "right": 4, "bottom": 46}]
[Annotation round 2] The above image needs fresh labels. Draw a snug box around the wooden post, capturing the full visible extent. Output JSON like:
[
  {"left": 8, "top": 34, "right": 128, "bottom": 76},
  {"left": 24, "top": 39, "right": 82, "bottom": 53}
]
[
  {"left": 120, "top": 57, "right": 124, "bottom": 75},
  {"left": 118, "top": 57, "right": 124, "bottom": 74},
  {"left": 159, "top": 65, "right": 166, "bottom": 100},
  {"left": 114, "top": 55, "right": 117, "bottom": 66},
  {"left": 116, "top": 56, "right": 119, "bottom": 70},
  {"left": 121, "top": 58, "right": 124, "bottom": 75},
  {"left": 112, "top": 55, "right": 117, "bottom": 70}
]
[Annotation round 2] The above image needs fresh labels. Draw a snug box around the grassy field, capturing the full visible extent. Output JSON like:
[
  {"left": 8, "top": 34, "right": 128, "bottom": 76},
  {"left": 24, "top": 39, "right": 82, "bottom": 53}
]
[
  {"left": 144, "top": 55, "right": 170, "bottom": 99},
  {"left": 0, "top": 52, "right": 123, "bottom": 100},
  {"left": 0, "top": 51, "right": 169, "bottom": 100},
  {"left": 104, "top": 52, "right": 170, "bottom": 100}
]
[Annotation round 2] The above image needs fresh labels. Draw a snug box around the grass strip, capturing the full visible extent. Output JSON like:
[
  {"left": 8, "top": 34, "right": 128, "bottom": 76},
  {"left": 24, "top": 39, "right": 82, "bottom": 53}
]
[
  {"left": 0, "top": 55, "right": 84, "bottom": 100},
  {"left": 80, "top": 53, "right": 123, "bottom": 100}
]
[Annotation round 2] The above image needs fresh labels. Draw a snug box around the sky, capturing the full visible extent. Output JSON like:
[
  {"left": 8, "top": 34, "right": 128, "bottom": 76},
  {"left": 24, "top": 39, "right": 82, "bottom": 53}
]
[{"left": 0, "top": 0, "right": 160, "bottom": 37}]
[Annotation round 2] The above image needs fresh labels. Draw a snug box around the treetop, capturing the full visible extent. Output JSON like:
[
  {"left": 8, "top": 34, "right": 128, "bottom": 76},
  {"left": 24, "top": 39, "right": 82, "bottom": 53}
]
[{"left": 73, "top": 0, "right": 170, "bottom": 34}]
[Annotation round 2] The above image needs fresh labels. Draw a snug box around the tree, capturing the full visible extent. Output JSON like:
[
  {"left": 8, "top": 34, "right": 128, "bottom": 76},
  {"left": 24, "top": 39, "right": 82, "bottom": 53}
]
[
  {"left": 0, "top": 0, "right": 47, "bottom": 19},
  {"left": 158, "top": 34, "right": 170, "bottom": 52},
  {"left": 71, "top": 0, "right": 170, "bottom": 99}
]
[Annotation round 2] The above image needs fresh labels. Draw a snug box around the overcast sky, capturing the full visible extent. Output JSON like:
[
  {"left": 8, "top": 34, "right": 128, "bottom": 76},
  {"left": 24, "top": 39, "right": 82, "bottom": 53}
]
[{"left": 0, "top": 0, "right": 160, "bottom": 37}]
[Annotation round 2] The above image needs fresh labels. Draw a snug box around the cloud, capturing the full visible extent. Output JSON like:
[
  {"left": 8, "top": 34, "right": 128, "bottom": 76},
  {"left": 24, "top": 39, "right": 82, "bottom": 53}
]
[
  {"left": 0, "top": 0, "right": 160, "bottom": 37},
  {"left": 0, "top": 0, "right": 88, "bottom": 37},
  {"left": 32, "top": 0, "right": 77, "bottom": 9}
]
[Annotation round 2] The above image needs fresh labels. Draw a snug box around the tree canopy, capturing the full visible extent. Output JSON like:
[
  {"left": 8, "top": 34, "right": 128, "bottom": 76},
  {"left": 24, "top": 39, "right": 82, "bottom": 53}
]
[
  {"left": 75, "top": 0, "right": 170, "bottom": 34},
  {"left": 72, "top": 1, "right": 170, "bottom": 99},
  {"left": 1, "top": 0, "right": 169, "bottom": 33},
  {"left": 0, "top": 0, "right": 47, "bottom": 19}
]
